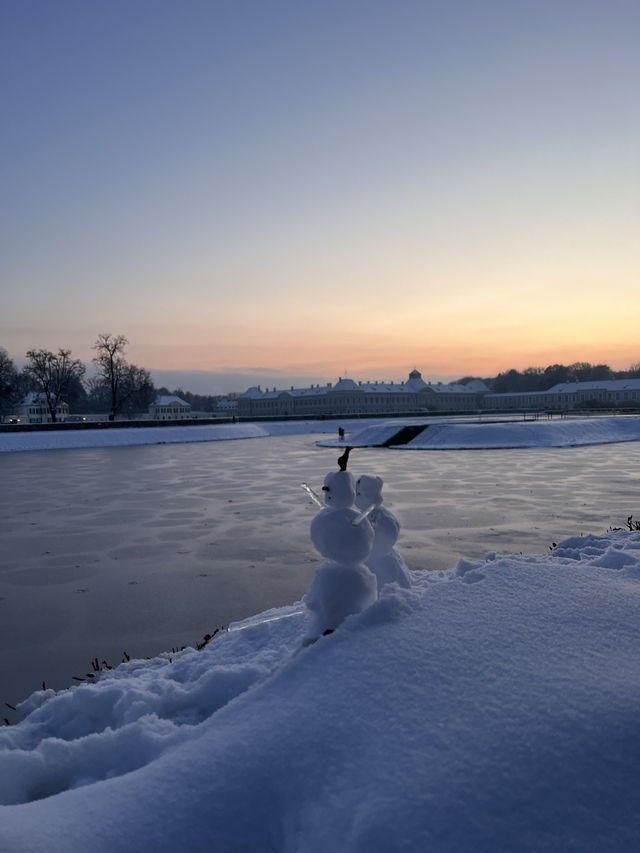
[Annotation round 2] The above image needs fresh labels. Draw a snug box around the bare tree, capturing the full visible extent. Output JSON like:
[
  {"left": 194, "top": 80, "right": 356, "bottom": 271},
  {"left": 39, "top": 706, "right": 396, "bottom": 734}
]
[
  {"left": 92, "top": 334, "right": 155, "bottom": 419},
  {"left": 118, "top": 365, "right": 156, "bottom": 417},
  {"left": 92, "top": 334, "right": 129, "bottom": 420},
  {"left": 0, "top": 347, "right": 21, "bottom": 418},
  {"left": 24, "top": 348, "right": 86, "bottom": 423},
  {"left": 85, "top": 374, "right": 111, "bottom": 413}
]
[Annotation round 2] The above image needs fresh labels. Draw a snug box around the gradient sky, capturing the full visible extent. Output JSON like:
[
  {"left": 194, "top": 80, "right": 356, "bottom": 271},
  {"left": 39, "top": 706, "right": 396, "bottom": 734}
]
[{"left": 1, "top": 0, "right": 638, "bottom": 394}]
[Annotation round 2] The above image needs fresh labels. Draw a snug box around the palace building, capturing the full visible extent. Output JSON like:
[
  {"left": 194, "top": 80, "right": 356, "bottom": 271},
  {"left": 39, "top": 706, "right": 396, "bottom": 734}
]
[
  {"left": 235, "top": 371, "right": 640, "bottom": 418},
  {"left": 237, "top": 370, "right": 489, "bottom": 418}
]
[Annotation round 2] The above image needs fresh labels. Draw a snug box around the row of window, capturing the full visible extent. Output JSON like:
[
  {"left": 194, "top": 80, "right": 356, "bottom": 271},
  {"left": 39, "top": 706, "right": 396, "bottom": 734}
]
[
  {"left": 577, "top": 391, "right": 638, "bottom": 400},
  {"left": 241, "top": 388, "right": 640, "bottom": 415}
]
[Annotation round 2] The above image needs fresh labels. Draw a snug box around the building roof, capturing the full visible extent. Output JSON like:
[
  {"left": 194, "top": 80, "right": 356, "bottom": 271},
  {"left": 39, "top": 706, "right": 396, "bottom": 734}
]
[
  {"left": 548, "top": 379, "right": 640, "bottom": 393},
  {"left": 484, "top": 378, "right": 640, "bottom": 399},
  {"left": 151, "top": 395, "right": 190, "bottom": 407},
  {"left": 240, "top": 371, "right": 486, "bottom": 401},
  {"left": 463, "top": 379, "right": 491, "bottom": 393},
  {"left": 22, "top": 392, "right": 46, "bottom": 405},
  {"left": 241, "top": 387, "right": 264, "bottom": 399},
  {"left": 418, "top": 380, "right": 489, "bottom": 395},
  {"left": 20, "top": 392, "right": 68, "bottom": 407},
  {"left": 333, "top": 378, "right": 359, "bottom": 391}
]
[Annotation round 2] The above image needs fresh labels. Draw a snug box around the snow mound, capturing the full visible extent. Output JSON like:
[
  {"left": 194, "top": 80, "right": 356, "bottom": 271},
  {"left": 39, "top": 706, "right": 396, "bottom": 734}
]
[
  {"left": 0, "top": 420, "right": 352, "bottom": 453},
  {"left": 316, "top": 415, "right": 640, "bottom": 450},
  {"left": 3, "top": 415, "right": 640, "bottom": 454},
  {"left": 402, "top": 416, "right": 640, "bottom": 449},
  {"left": 1, "top": 532, "right": 640, "bottom": 852}
]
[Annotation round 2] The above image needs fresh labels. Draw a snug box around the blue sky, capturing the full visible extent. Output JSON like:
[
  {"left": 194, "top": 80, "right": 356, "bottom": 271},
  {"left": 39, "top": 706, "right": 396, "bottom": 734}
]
[{"left": 1, "top": 0, "right": 638, "bottom": 394}]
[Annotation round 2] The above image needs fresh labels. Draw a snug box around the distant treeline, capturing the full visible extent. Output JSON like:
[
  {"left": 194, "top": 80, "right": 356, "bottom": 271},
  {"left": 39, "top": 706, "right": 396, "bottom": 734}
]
[
  {"left": 161, "top": 361, "right": 640, "bottom": 406},
  {"left": 0, "top": 335, "right": 159, "bottom": 421},
  {"left": 3, "top": 342, "right": 639, "bottom": 421},
  {"left": 459, "top": 361, "right": 640, "bottom": 395}
]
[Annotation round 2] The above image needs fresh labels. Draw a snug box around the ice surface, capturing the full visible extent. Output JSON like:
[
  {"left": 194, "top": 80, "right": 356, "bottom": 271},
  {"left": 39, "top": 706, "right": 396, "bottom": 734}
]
[
  {"left": 1, "top": 530, "right": 639, "bottom": 852},
  {"left": 2, "top": 435, "right": 640, "bottom": 707}
]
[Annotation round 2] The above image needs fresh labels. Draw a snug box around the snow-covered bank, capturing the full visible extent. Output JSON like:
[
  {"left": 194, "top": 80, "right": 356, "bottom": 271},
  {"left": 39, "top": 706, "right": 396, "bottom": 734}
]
[
  {"left": 4, "top": 414, "right": 640, "bottom": 454},
  {"left": 318, "top": 414, "right": 640, "bottom": 449},
  {"left": 404, "top": 415, "right": 640, "bottom": 449},
  {"left": 1, "top": 530, "right": 639, "bottom": 853},
  {"left": 0, "top": 420, "right": 332, "bottom": 453}
]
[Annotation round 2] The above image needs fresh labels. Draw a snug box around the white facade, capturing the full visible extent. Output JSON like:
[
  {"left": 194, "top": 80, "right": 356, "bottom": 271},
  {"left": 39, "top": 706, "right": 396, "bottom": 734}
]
[
  {"left": 217, "top": 399, "right": 239, "bottom": 415},
  {"left": 484, "top": 379, "right": 640, "bottom": 412},
  {"left": 237, "top": 372, "right": 640, "bottom": 419},
  {"left": 10, "top": 392, "right": 69, "bottom": 424},
  {"left": 238, "top": 370, "right": 489, "bottom": 418},
  {"left": 148, "top": 395, "right": 192, "bottom": 420}
]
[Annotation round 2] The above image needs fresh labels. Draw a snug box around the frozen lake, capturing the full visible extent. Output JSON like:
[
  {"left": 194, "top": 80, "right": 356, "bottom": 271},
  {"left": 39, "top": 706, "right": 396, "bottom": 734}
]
[{"left": 1, "top": 434, "right": 639, "bottom": 705}]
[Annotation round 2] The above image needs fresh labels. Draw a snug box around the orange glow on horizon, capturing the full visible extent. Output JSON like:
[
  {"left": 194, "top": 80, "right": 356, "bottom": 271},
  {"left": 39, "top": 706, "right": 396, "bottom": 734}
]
[{"left": 130, "top": 335, "right": 639, "bottom": 383}]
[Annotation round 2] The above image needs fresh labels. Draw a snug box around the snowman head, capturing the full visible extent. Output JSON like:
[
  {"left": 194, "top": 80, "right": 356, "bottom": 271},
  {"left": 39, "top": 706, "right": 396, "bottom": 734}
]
[
  {"left": 355, "top": 474, "right": 384, "bottom": 510},
  {"left": 322, "top": 470, "right": 355, "bottom": 509}
]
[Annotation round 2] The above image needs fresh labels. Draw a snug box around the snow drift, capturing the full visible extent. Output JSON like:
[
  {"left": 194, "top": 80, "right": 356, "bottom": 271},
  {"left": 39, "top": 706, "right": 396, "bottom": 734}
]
[
  {"left": 4, "top": 414, "right": 640, "bottom": 454},
  {"left": 0, "top": 420, "right": 327, "bottom": 453},
  {"left": 316, "top": 415, "right": 640, "bottom": 449},
  {"left": 1, "top": 531, "right": 639, "bottom": 852},
  {"left": 403, "top": 415, "right": 640, "bottom": 449}
]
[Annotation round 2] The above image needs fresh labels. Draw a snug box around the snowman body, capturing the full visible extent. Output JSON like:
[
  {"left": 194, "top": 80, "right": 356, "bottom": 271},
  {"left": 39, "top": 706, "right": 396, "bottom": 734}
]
[
  {"left": 355, "top": 475, "right": 411, "bottom": 591},
  {"left": 304, "top": 471, "right": 377, "bottom": 639}
]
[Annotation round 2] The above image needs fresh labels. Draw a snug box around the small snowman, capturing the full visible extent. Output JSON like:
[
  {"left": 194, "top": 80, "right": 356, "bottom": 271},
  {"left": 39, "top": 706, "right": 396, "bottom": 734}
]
[
  {"left": 355, "top": 474, "right": 412, "bottom": 592},
  {"left": 303, "top": 448, "right": 378, "bottom": 644}
]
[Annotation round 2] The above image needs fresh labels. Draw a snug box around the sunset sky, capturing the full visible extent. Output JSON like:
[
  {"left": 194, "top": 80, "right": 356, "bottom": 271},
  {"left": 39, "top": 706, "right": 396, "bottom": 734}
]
[{"left": 1, "top": 0, "right": 638, "bottom": 394}]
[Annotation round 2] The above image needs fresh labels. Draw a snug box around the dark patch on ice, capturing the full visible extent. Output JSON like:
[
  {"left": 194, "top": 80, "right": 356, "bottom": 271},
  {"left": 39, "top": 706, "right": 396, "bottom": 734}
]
[{"left": 383, "top": 424, "right": 428, "bottom": 446}]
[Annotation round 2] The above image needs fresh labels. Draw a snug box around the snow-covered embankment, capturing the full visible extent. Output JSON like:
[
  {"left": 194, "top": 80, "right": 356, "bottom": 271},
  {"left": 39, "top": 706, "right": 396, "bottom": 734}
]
[
  {"left": 1, "top": 530, "right": 639, "bottom": 852},
  {"left": 318, "top": 415, "right": 640, "bottom": 449}
]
